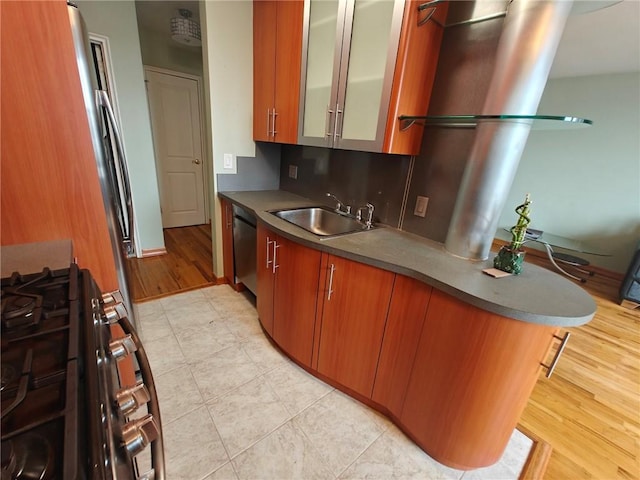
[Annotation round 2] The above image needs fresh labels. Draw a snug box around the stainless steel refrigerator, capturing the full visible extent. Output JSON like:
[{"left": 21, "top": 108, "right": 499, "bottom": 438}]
[{"left": 67, "top": 2, "right": 137, "bottom": 326}]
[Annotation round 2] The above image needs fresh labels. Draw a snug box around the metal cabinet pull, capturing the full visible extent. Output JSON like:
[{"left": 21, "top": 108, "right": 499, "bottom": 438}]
[
  {"left": 333, "top": 104, "right": 342, "bottom": 144},
  {"left": 272, "top": 242, "right": 280, "bottom": 274},
  {"left": 267, "top": 108, "right": 271, "bottom": 138},
  {"left": 325, "top": 106, "right": 334, "bottom": 138},
  {"left": 541, "top": 332, "right": 570, "bottom": 378},
  {"left": 327, "top": 264, "right": 335, "bottom": 301},
  {"left": 266, "top": 237, "right": 273, "bottom": 268},
  {"left": 272, "top": 109, "right": 278, "bottom": 137}
]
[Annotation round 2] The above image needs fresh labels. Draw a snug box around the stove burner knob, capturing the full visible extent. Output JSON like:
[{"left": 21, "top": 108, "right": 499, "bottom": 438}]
[
  {"left": 102, "top": 290, "right": 124, "bottom": 305},
  {"left": 116, "top": 382, "right": 151, "bottom": 416},
  {"left": 109, "top": 335, "right": 137, "bottom": 360},
  {"left": 103, "top": 302, "right": 128, "bottom": 324},
  {"left": 121, "top": 414, "right": 159, "bottom": 458}
]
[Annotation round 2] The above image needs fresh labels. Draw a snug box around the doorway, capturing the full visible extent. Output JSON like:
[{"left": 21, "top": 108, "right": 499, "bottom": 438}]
[
  {"left": 134, "top": 66, "right": 215, "bottom": 300},
  {"left": 145, "top": 67, "right": 209, "bottom": 228}
]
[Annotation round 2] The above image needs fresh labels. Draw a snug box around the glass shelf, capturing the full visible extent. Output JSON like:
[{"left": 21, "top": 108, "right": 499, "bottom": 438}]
[
  {"left": 495, "top": 228, "right": 610, "bottom": 256},
  {"left": 417, "top": 0, "right": 621, "bottom": 28},
  {"left": 398, "top": 114, "right": 593, "bottom": 131}
]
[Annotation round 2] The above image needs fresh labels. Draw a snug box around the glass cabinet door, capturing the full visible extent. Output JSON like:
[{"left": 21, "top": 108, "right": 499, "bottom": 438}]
[
  {"left": 298, "top": 0, "right": 403, "bottom": 152},
  {"left": 336, "top": 0, "right": 403, "bottom": 151},
  {"left": 298, "top": 0, "right": 345, "bottom": 147}
]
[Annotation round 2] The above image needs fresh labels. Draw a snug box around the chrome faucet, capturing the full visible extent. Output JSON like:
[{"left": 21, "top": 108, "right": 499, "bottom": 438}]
[
  {"left": 356, "top": 203, "right": 375, "bottom": 229},
  {"left": 326, "top": 193, "right": 351, "bottom": 215}
]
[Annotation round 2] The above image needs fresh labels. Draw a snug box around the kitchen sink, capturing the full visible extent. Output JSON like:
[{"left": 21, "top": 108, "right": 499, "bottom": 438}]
[{"left": 271, "top": 206, "right": 373, "bottom": 237}]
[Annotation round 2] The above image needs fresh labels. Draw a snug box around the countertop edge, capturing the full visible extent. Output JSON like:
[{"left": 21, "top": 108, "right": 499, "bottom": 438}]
[
  {"left": 219, "top": 191, "right": 596, "bottom": 328},
  {"left": 1, "top": 239, "right": 74, "bottom": 277}
]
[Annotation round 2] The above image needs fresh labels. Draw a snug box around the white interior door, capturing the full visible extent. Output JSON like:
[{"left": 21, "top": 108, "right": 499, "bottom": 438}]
[{"left": 145, "top": 68, "right": 206, "bottom": 228}]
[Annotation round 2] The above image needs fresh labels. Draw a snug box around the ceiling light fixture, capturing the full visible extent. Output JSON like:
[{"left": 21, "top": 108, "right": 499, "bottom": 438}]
[{"left": 170, "top": 9, "right": 201, "bottom": 47}]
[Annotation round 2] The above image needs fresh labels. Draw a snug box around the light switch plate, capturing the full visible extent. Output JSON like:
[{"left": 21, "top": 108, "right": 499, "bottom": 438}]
[
  {"left": 223, "top": 153, "right": 234, "bottom": 170},
  {"left": 414, "top": 196, "right": 429, "bottom": 217},
  {"left": 289, "top": 165, "right": 298, "bottom": 179}
]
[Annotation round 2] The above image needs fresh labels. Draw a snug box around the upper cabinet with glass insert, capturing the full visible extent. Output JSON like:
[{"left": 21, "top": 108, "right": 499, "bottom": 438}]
[{"left": 298, "top": 0, "right": 448, "bottom": 155}]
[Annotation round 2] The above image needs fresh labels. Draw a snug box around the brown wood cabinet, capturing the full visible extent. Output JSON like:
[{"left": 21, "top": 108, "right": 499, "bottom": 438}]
[
  {"left": 253, "top": 0, "right": 304, "bottom": 144},
  {"left": 1, "top": 1, "right": 138, "bottom": 386},
  {"left": 371, "top": 275, "right": 432, "bottom": 416},
  {"left": 251, "top": 225, "right": 567, "bottom": 469},
  {"left": 399, "top": 289, "right": 557, "bottom": 469},
  {"left": 315, "top": 254, "right": 395, "bottom": 398},
  {"left": 257, "top": 225, "right": 321, "bottom": 366},
  {"left": 1, "top": 0, "right": 118, "bottom": 292},
  {"left": 383, "top": 0, "right": 449, "bottom": 155},
  {"left": 220, "top": 199, "right": 236, "bottom": 286}
]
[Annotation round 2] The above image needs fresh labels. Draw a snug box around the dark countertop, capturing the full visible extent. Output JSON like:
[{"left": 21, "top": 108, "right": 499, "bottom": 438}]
[
  {"left": 220, "top": 190, "right": 596, "bottom": 327},
  {"left": 1, "top": 239, "right": 74, "bottom": 277}
]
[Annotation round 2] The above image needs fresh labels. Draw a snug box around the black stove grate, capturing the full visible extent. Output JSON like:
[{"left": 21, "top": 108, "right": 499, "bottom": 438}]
[{"left": 0, "top": 265, "right": 82, "bottom": 480}]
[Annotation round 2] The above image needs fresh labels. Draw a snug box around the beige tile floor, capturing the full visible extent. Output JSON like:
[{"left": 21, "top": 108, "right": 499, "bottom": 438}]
[{"left": 134, "top": 285, "right": 533, "bottom": 480}]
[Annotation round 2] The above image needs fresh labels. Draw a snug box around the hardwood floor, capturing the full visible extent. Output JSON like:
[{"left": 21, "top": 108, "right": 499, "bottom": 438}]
[
  {"left": 128, "top": 228, "right": 639, "bottom": 478},
  {"left": 517, "top": 253, "right": 640, "bottom": 479},
  {"left": 126, "top": 224, "right": 217, "bottom": 301}
]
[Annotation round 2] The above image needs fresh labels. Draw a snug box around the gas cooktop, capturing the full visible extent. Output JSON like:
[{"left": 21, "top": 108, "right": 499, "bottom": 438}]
[{"left": 1, "top": 265, "right": 83, "bottom": 479}]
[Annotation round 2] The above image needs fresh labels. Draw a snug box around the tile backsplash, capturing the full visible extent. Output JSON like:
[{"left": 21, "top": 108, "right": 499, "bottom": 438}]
[
  {"left": 279, "top": 145, "right": 411, "bottom": 228},
  {"left": 275, "top": 1, "right": 505, "bottom": 242}
]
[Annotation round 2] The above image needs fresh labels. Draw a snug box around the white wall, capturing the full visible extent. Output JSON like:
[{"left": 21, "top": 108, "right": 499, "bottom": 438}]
[
  {"left": 201, "top": 0, "right": 255, "bottom": 276},
  {"left": 76, "top": 0, "right": 165, "bottom": 254},
  {"left": 138, "top": 26, "right": 204, "bottom": 77},
  {"left": 203, "top": 0, "right": 255, "bottom": 174},
  {"left": 500, "top": 72, "right": 640, "bottom": 273}
]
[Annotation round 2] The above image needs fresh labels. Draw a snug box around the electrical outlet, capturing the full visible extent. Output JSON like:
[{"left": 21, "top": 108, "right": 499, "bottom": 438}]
[
  {"left": 288, "top": 165, "right": 298, "bottom": 179},
  {"left": 223, "top": 153, "right": 234, "bottom": 170},
  {"left": 414, "top": 196, "right": 429, "bottom": 217}
]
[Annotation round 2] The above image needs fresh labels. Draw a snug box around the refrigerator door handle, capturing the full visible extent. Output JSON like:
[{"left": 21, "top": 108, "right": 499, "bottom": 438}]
[{"left": 96, "top": 90, "right": 136, "bottom": 257}]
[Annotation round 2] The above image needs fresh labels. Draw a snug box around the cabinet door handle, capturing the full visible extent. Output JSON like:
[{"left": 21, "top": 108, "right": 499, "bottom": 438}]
[
  {"left": 267, "top": 108, "right": 271, "bottom": 138},
  {"left": 272, "top": 242, "right": 280, "bottom": 274},
  {"left": 327, "top": 263, "right": 335, "bottom": 301},
  {"left": 266, "top": 237, "right": 273, "bottom": 268},
  {"left": 541, "top": 332, "right": 570, "bottom": 378},
  {"left": 272, "top": 109, "right": 278, "bottom": 137},
  {"left": 225, "top": 206, "right": 232, "bottom": 228},
  {"left": 325, "top": 106, "right": 334, "bottom": 138},
  {"left": 333, "top": 104, "right": 342, "bottom": 144}
]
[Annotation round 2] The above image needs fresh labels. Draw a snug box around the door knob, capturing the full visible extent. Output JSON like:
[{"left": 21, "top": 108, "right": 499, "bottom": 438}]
[{"left": 193, "top": 158, "right": 201, "bottom": 165}]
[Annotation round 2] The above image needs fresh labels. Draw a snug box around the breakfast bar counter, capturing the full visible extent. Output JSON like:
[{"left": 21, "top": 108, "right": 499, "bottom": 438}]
[{"left": 219, "top": 190, "right": 596, "bottom": 327}]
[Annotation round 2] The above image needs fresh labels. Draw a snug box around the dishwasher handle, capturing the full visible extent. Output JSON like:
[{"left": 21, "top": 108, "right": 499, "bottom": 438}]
[
  {"left": 233, "top": 205, "right": 257, "bottom": 227},
  {"left": 233, "top": 214, "right": 256, "bottom": 229}
]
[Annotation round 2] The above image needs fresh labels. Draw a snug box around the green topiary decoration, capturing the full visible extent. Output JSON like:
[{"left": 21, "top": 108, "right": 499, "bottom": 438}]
[
  {"left": 509, "top": 193, "right": 532, "bottom": 251},
  {"left": 494, "top": 194, "right": 532, "bottom": 275}
]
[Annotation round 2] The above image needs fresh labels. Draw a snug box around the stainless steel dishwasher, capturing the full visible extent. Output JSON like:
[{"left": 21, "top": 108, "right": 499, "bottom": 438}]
[{"left": 232, "top": 205, "right": 257, "bottom": 295}]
